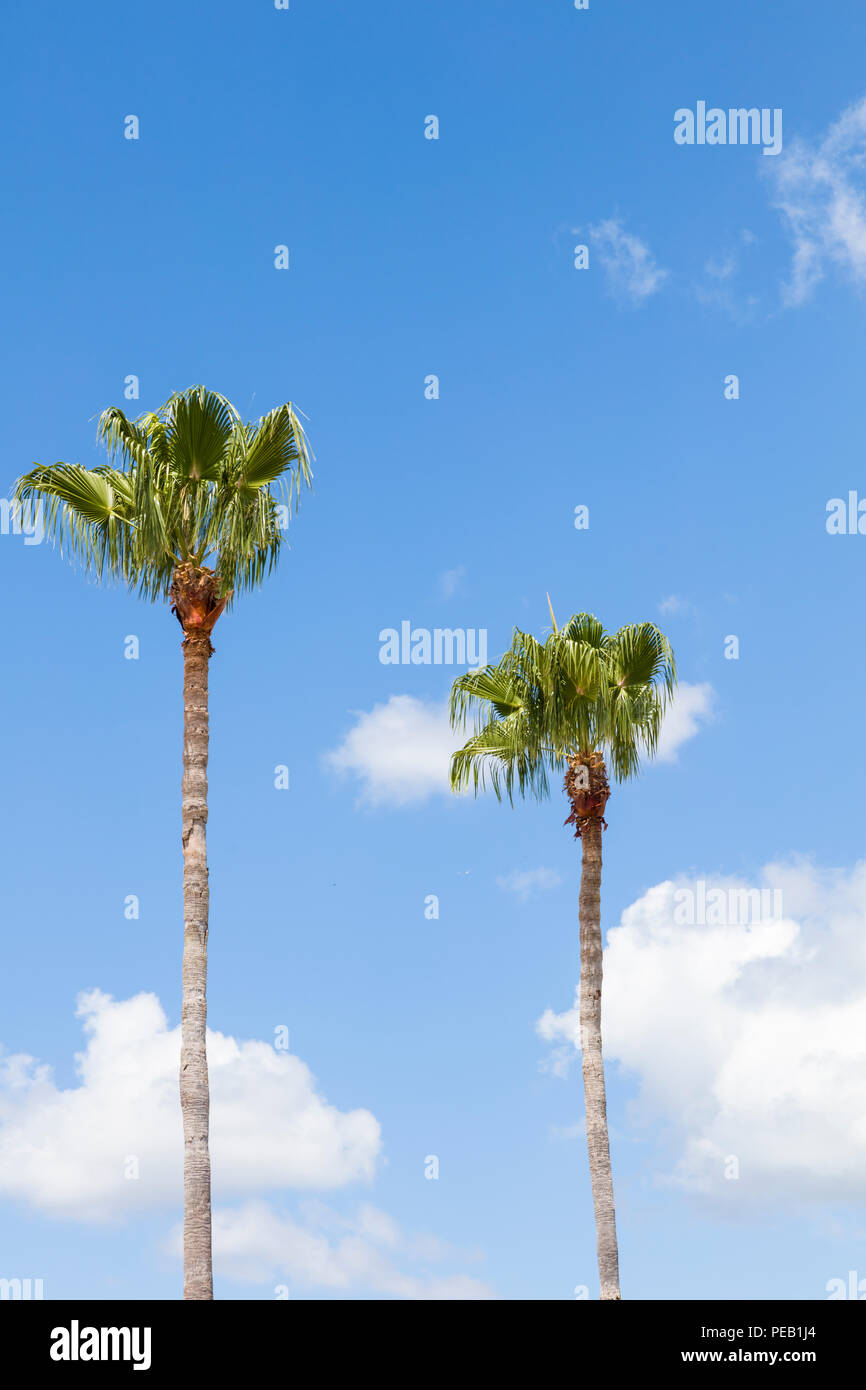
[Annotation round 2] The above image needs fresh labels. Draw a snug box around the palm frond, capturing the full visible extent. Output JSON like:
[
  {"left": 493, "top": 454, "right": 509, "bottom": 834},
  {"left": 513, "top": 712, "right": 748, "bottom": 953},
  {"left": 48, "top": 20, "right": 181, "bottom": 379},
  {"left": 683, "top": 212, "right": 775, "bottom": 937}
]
[
  {"left": 163, "top": 387, "right": 241, "bottom": 482},
  {"left": 14, "top": 463, "right": 135, "bottom": 579},
  {"left": 449, "top": 664, "right": 527, "bottom": 727},
  {"left": 450, "top": 713, "right": 553, "bottom": 804},
  {"left": 236, "top": 403, "right": 314, "bottom": 499}
]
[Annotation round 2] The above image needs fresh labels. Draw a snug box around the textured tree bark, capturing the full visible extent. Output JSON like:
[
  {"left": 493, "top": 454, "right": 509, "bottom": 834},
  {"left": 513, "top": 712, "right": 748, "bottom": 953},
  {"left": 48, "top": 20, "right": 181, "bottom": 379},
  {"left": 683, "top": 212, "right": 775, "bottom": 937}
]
[
  {"left": 180, "top": 630, "right": 214, "bottom": 1300},
  {"left": 578, "top": 809, "right": 621, "bottom": 1300}
]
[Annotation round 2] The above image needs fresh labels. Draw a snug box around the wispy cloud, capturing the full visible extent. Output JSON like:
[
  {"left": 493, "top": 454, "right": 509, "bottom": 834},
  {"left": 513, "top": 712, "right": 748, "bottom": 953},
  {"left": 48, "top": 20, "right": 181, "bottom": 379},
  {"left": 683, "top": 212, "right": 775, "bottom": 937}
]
[
  {"left": 693, "top": 230, "right": 761, "bottom": 319},
  {"left": 704, "top": 251, "right": 737, "bottom": 281},
  {"left": 438, "top": 566, "right": 466, "bottom": 599},
  {"left": 658, "top": 594, "right": 690, "bottom": 616},
  {"left": 704, "top": 229, "right": 756, "bottom": 283},
  {"left": 497, "top": 867, "right": 563, "bottom": 902},
  {"left": 165, "top": 1200, "right": 495, "bottom": 1299},
  {"left": 588, "top": 217, "right": 668, "bottom": 304},
  {"left": 769, "top": 95, "right": 866, "bottom": 305}
]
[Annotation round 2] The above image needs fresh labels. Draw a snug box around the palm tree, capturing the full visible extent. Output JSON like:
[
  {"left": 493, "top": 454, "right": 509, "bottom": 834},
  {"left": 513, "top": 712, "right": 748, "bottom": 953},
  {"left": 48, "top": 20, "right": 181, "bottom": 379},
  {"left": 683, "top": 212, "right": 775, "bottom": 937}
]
[
  {"left": 449, "top": 610, "right": 676, "bottom": 1300},
  {"left": 14, "top": 386, "right": 313, "bottom": 1300}
]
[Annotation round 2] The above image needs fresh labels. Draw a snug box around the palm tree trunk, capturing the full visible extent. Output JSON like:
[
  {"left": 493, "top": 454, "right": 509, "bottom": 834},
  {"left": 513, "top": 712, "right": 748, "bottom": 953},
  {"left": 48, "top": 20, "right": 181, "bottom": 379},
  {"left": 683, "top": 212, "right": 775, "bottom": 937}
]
[
  {"left": 578, "top": 813, "right": 621, "bottom": 1299},
  {"left": 180, "top": 630, "right": 214, "bottom": 1300}
]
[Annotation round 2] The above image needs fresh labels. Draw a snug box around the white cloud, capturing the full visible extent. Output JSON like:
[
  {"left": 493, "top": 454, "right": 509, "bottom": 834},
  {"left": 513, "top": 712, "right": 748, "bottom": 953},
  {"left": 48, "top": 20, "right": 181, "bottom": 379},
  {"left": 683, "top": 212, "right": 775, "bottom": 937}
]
[
  {"left": 658, "top": 594, "right": 689, "bottom": 615},
  {"left": 588, "top": 218, "right": 668, "bottom": 303},
  {"left": 655, "top": 682, "right": 714, "bottom": 762},
  {"left": 536, "top": 860, "right": 866, "bottom": 1204},
  {"left": 0, "top": 990, "right": 381, "bottom": 1221},
  {"left": 0, "top": 994, "right": 494, "bottom": 1297},
  {"left": 497, "top": 868, "right": 563, "bottom": 902},
  {"left": 164, "top": 1200, "right": 495, "bottom": 1299},
  {"left": 324, "top": 696, "right": 454, "bottom": 807},
  {"left": 769, "top": 96, "right": 866, "bottom": 304}
]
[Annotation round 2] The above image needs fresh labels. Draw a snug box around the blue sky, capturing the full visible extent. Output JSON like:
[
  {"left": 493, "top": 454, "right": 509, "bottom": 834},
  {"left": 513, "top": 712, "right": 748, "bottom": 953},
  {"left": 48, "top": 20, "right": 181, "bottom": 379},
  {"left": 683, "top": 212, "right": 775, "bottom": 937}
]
[{"left": 2, "top": 0, "right": 866, "bottom": 1300}]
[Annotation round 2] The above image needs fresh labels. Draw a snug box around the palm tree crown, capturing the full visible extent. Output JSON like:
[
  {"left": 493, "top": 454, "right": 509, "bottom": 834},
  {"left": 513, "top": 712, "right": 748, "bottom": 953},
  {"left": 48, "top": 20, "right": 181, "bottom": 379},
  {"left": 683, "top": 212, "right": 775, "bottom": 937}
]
[
  {"left": 449, "top": 612, "right": 677, "bottom": 800},
  {"left": 13, "top": 385, "right": 313, "bottom": 603}
]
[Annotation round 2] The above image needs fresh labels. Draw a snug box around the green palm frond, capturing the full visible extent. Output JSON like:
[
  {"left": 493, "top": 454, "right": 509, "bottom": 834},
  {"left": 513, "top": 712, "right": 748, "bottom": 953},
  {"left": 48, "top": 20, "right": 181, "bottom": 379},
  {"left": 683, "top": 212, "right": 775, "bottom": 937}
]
[
  {"left": 560, "top": 611, "right": 607, "bottom": 650},
  {"left": 449, "top": 664, "right": 527, "bottom": 726},
  {"left": 14, "top": 463, "right": 135, "bottom": 578},
  {"left": 236, "top": 403, "right": 314, "bottom": 497},
  {"left": 164, "top": 387, "right": 241, "bottom": 482},
  {"left": 96, "top": 407, "right": 159, "bottom": 471},
  {"left": 450, "top": 712, "right": 553, "bottom": 804},
  {"left": 607, "top": 622, "right": 676, "bottom": 697}
]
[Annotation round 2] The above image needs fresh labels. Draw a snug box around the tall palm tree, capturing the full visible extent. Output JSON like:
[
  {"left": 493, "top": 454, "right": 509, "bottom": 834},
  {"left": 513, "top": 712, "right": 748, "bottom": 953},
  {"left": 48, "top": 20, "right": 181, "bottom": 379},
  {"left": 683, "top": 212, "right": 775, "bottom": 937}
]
[
  {"left": 449, "top": 611, "right": 676, "bottom": 1300},
  {"left": 14, "top": 386, "right": 313, "bottom": 1300}
]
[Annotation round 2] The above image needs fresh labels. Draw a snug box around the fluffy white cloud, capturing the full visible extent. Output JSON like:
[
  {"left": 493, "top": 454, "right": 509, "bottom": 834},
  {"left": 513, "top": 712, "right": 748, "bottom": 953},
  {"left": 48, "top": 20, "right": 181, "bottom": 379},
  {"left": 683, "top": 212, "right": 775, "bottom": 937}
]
[
  {"left": 497, "top": 868, "right": 563, "bottom": 902},
  {"left": 588, "top": 218, "right": 668, "bottom": 303},
  {"left": 537, "top": 860, "right": 866, "bottom": 1204},
  {"left": 0, "top": 990, "right": 381, "bottom": 1220},
  {"left": 0, "top": 994, "right": 493, "bottom": 1298},
  {"left": 769, "top": 95, "right": 866, "bottom": 304},
  {"left": 164, "top": 1199, "right": 494, "bottom": 1299},
  {"left": 324, "top": 696, "right": 454, "bottom": 807},
  {"left": 655, "top": 682, "right": 714, "bottom": 762}
]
